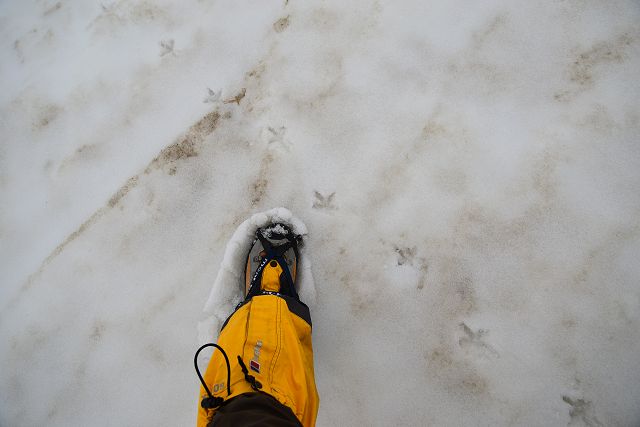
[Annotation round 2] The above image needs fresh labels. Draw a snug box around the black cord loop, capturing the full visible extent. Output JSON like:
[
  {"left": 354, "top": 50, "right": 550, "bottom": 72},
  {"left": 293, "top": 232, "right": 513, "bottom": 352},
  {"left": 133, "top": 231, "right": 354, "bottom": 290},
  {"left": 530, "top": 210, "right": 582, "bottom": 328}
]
[
  {"left": 237, "top": 356, "right": 263, "bottom": 390},
  {"left": 194, "top": 343, "right": 231, "bottom": 409}
]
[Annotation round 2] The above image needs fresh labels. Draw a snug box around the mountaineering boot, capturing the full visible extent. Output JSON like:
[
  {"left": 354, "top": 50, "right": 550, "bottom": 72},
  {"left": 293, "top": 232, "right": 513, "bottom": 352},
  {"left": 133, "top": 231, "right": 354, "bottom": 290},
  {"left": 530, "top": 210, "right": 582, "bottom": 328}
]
[{"left": 244, "top": 223, "right": 301, "bottom": 300}]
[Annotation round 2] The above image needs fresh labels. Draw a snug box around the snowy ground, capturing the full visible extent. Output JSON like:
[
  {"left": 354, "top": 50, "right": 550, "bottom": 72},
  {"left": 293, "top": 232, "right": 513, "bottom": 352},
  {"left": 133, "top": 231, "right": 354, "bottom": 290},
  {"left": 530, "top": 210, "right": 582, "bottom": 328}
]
[{"left": 1, "top": 1, "right": 640, "bottom": 426}]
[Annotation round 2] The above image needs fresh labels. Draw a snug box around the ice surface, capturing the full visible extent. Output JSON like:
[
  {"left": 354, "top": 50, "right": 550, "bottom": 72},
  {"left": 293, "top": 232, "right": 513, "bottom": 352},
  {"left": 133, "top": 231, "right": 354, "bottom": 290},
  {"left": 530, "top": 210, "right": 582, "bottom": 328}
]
[{"left": 1, "top": 0, "right": 640, "bottom": 426}]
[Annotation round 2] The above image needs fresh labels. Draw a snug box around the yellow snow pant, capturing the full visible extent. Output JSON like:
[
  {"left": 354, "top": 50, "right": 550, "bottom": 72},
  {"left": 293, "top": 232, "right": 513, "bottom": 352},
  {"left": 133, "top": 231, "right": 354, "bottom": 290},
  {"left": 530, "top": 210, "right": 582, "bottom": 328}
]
[{"left": 197, "top": 295, "right": 319, "bottom": 427}]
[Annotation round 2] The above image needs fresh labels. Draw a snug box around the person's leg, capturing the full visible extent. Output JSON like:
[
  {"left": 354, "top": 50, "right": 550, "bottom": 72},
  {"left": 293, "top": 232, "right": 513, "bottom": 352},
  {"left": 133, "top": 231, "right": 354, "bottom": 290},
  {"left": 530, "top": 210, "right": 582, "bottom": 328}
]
[
  {"left": 197, "top": 224, "right": 318, "bottom": 426},
  {"left": 196, "top": 293, "right": 318, "bottom": 427}
]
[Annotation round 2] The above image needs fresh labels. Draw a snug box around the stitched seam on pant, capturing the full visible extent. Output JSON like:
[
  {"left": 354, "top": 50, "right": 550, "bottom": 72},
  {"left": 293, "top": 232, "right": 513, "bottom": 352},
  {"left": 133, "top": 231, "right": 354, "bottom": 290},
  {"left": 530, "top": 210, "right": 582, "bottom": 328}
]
[
  {"left": 240, "top": 300, "right": 252, "bottom": 365},
  {"left": 270, "top": 298, "right": 282, "bottom": 383}
]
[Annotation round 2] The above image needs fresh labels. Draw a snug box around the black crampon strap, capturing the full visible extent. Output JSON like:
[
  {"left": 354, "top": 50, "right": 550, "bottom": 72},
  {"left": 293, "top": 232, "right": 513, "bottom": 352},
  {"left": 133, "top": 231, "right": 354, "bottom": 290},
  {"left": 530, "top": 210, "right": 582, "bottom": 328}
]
[
  {"left": 194, "top": 343, "right": 231, "bottom": 409},
  {"left": 247, "top": 224, "right": 301, "bottom": 300}
]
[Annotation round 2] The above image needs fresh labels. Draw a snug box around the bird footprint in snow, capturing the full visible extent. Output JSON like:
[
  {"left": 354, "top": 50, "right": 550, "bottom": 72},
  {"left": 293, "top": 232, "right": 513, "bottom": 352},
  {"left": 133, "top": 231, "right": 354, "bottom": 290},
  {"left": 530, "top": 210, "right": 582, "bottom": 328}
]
[
  {"left": 562, "top": 396, "right": 602, "bottom": 427},
  {"left": 160, "top": 39, "right": 174, "bottom": 56},
  {"left": 101, "top": 2, "right": 115, "bottom": 13},
  {"left": 203, "top": 88, "right": 221, "bottom": 104},
  {"left": 312, "top": 191, "right": 336, "bottom": 210},
  {"left": 395, "top": 246, "right": 417, "bottom": 266},
  {"left": 267, "top": 126, "right": 288, "bottom": 147},
  {"left": 260, "top": 126, "right": 291, "bottom": 151},
  {"left": 459, "top": 322, "right": 500, "bottom": 358}
]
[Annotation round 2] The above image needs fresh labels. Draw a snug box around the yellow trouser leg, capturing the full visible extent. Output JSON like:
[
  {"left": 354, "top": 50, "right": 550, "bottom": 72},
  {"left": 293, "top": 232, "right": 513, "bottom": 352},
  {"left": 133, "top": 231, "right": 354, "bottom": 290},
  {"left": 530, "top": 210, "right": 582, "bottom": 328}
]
[{"left": 197, "top": 295, "right": 319, "bottom": 427}]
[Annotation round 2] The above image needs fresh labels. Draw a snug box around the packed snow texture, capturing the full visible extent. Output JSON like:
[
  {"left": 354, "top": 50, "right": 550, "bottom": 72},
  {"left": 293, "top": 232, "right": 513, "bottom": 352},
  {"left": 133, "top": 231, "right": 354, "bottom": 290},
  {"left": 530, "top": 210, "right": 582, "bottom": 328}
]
[{"left": 1, "top": 0, "right": 639, "bottom": 426}]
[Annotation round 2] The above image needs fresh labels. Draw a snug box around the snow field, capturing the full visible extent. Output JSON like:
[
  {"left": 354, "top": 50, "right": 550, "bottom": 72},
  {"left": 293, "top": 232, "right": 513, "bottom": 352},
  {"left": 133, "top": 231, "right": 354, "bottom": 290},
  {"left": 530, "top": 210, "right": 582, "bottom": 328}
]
[{"left": 1, "top": 0, "right": 640, "bottom": 426}]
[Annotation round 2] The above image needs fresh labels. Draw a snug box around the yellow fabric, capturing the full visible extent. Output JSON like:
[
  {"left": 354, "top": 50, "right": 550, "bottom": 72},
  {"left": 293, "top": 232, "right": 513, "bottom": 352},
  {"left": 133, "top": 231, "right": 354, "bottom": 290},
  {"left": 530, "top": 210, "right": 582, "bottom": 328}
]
[
  {"left": 197, "top": 295, "right": 319, "bottom": 427},
  {"left": 261, "top": 261, "right": 283, "bottom": 292}
]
